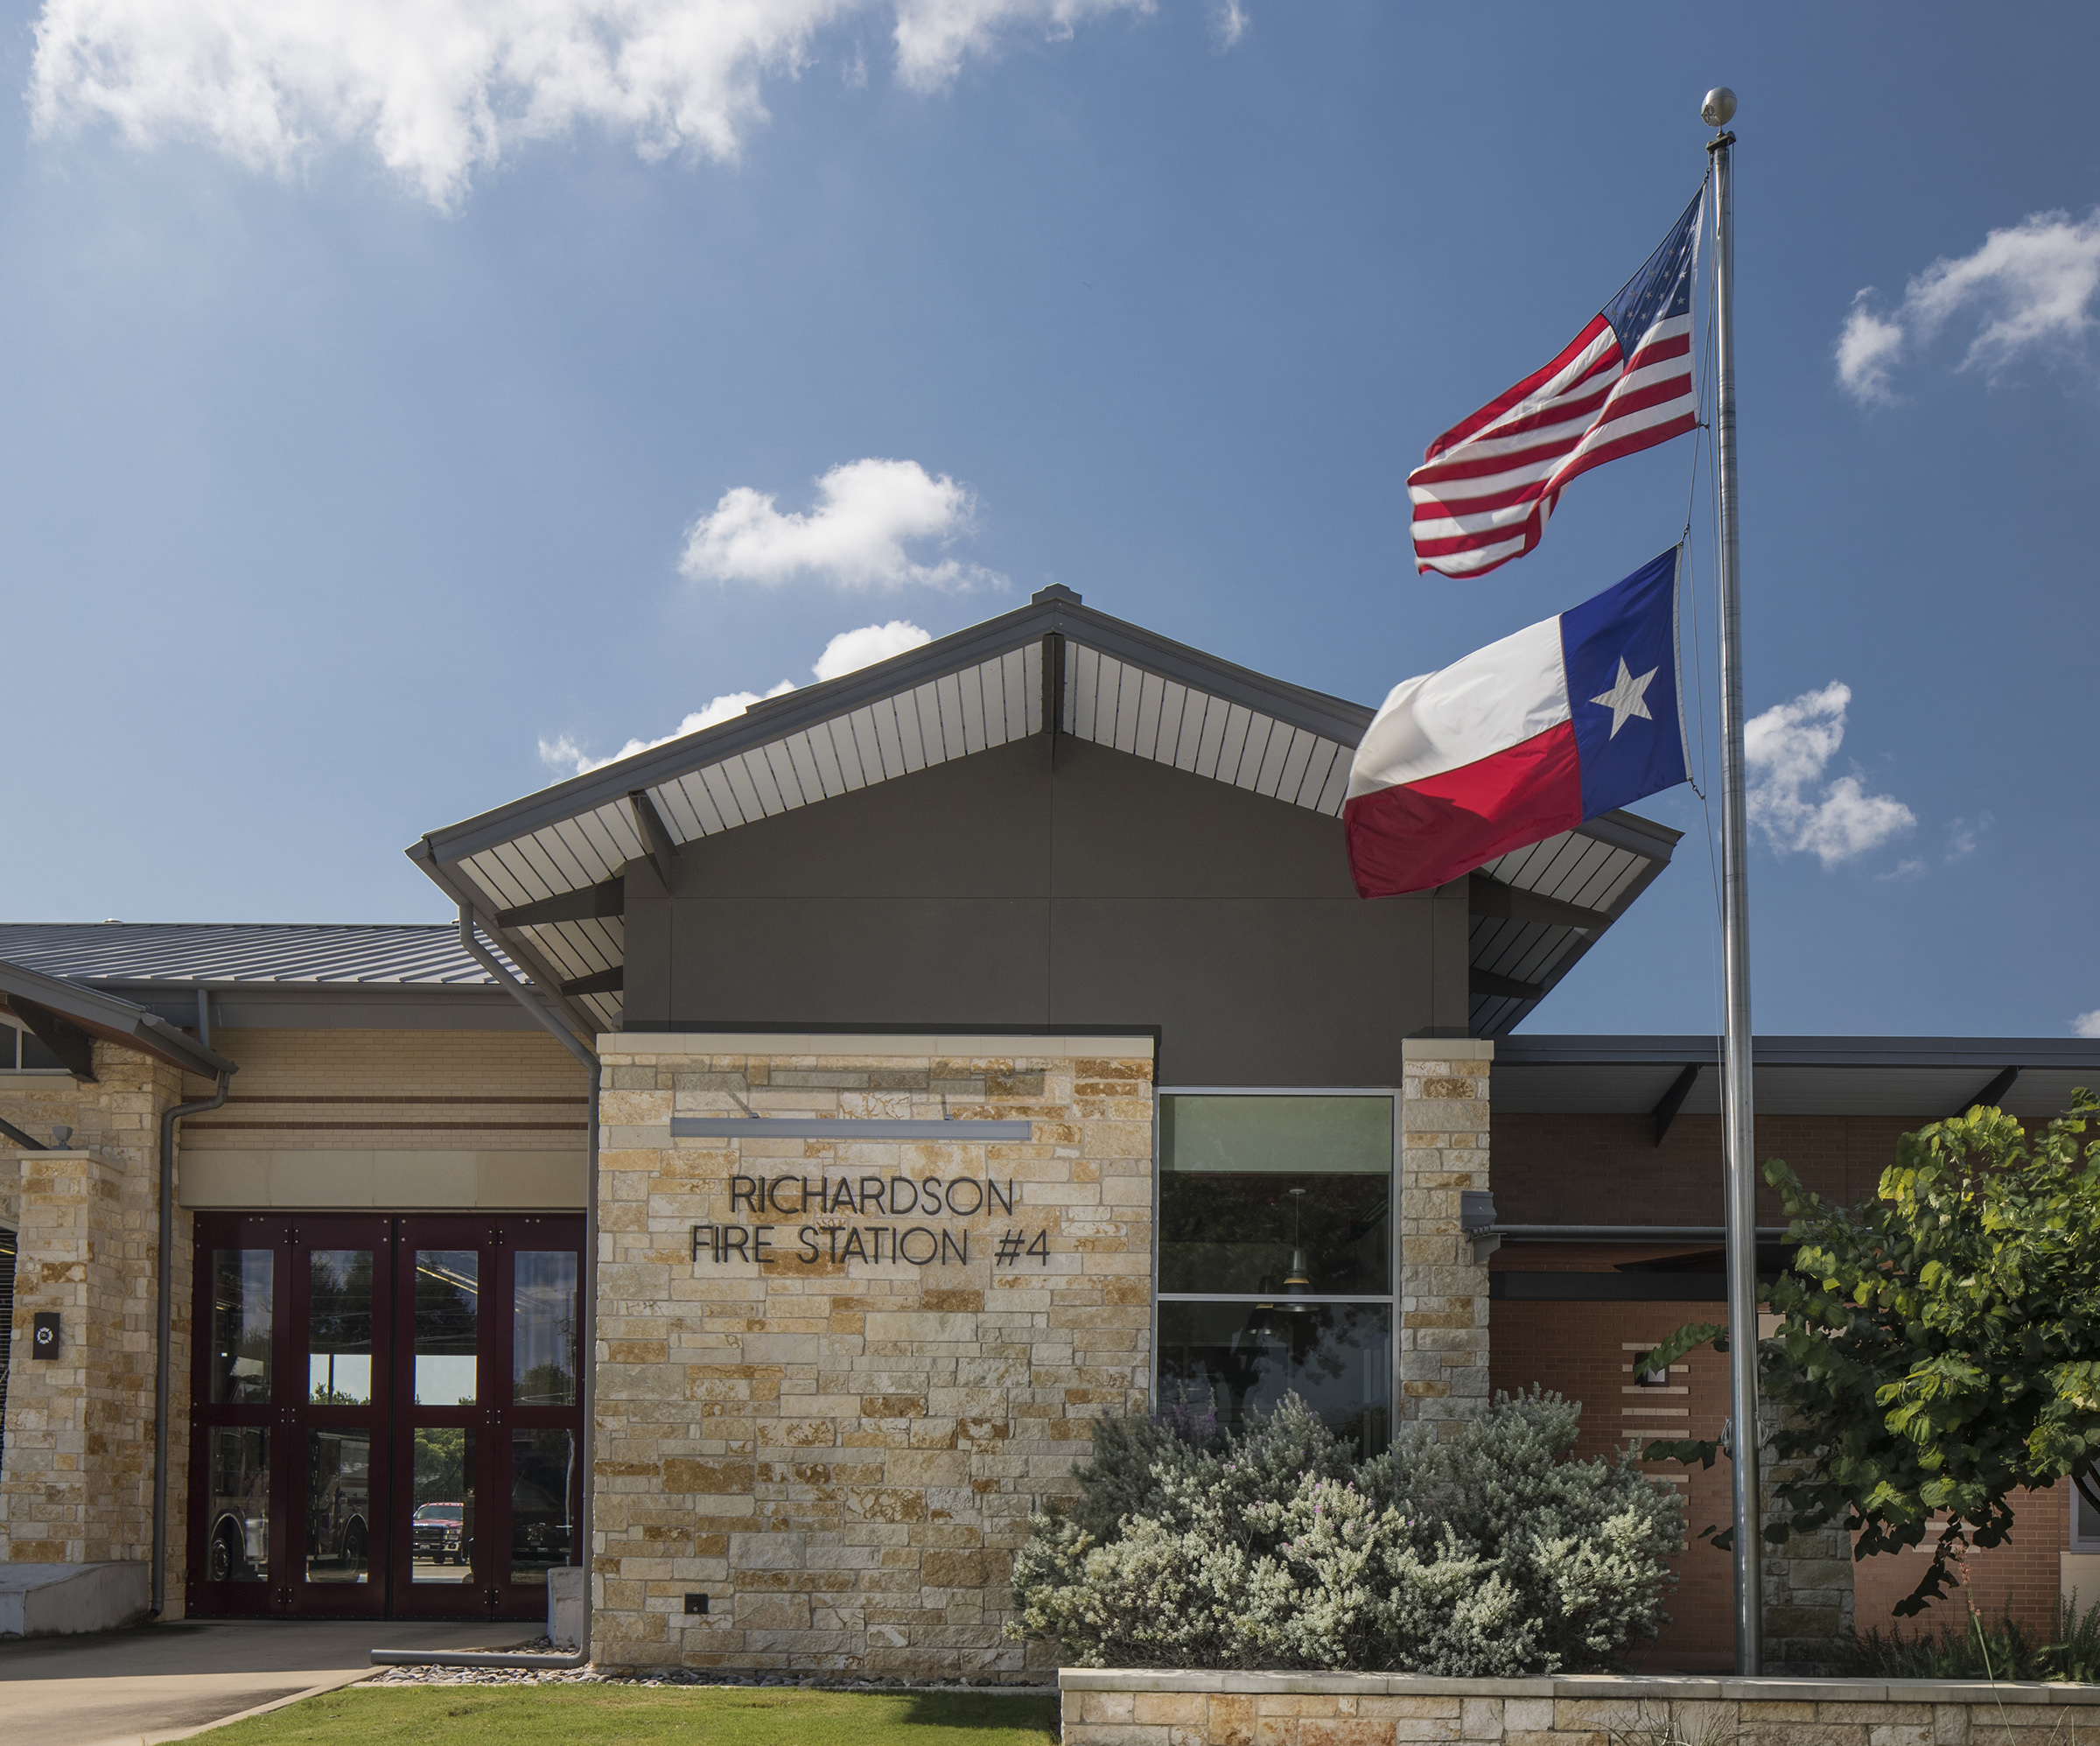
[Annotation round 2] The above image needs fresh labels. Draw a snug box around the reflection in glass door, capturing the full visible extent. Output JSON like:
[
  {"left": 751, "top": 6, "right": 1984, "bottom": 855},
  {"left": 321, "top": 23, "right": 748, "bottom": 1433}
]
[
  {"left": 288, "top": 1219, "right": 390, "bottom": 1616},
  {"left": 189, "top": 1217, "right": 286, "bottom": 1615},
  {"left": 494, "top": 1224, "right": 584, "bottom": 1615},
  {"left": 395, "top": 1219, "right": 487, "bottom": 1614}
]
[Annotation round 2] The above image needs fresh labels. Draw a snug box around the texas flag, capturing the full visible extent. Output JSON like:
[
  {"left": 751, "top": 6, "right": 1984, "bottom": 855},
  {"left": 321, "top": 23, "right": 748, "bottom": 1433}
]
[{"left": 1345, "top": 549, "right": 1689, "bottom": 899}]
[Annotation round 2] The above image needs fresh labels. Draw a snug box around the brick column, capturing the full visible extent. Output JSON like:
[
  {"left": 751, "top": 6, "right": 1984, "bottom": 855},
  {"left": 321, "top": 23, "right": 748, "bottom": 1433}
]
[
  {"left": 0, "top": 1040, "right": 187, "bottom": 1602},
  {"left": 1398, "top": 1039, "right": 1493, "bottom": 1439}
]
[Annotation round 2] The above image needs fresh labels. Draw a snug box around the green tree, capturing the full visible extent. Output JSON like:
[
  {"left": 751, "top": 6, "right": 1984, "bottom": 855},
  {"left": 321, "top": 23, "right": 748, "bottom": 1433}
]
[{"left": 1647, "top": 1092, "right": 2100, "bottom": 1615}]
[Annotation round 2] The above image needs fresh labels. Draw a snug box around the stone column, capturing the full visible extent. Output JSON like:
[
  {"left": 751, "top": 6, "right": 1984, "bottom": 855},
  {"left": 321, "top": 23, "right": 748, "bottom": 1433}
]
[
  {"left": 1397, "top": 1039, "right": 1493, "bottom": 1439},
  {"left": 0, "top": 1041, "right": 187, "bottom": 1612},
  {"left": 1759, "top": 1401, "right": 1856, "bottom": 1676}
]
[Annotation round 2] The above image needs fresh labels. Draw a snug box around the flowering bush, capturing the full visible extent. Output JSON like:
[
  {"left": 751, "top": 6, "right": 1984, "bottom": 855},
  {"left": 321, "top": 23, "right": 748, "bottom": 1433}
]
[{"left": 1006, "top": 1390, "right": 1684, "bottom": 1673}]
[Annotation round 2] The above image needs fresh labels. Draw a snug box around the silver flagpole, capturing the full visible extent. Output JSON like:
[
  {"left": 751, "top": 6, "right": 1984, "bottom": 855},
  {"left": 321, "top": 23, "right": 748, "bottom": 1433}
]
[{"left": 1703, "top": 85, "right": 1761, "bottom": 1676}]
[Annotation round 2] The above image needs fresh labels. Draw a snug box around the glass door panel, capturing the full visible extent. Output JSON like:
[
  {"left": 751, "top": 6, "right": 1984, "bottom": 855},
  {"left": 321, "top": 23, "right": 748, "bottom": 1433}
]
[
  {"left": 393, "top": 1217, "right": 496, "bottom": 1616},
  {"left": 287, "top": 1218, "right": 391, "bottom": 1616},
  {"left": 490, "top": 1219, "right": 584, "bottom": 1614},
  {"left": 187, "top": 1215, "right": 290, "bottom": 1617}
]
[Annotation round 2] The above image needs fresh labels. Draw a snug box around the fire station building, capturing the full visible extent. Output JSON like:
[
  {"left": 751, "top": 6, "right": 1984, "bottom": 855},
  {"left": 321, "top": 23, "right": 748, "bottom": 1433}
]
[{"left": 2, "top": 586, "right": 2093, "bottom": 1671}]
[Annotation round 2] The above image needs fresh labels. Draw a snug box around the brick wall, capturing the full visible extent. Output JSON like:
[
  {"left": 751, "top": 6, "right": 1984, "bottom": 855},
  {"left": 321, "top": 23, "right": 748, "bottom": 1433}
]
[
  {"left": 1492, "top": 1107, "right": 2078, "bottom": 1670},
  {"left": 1491, "top": 1297, "right": 1737, "bottom": 1670},
  {"left": 1494, "top": 1112, "right": 1932, "bottom": 1227},
  {"left": 589, "top": 1034, "right": 1156, "bottom": 1678},
  {"left": 1852, "top": 1485, "right": 2071, "bottom": 1639},
  {"left": 180, "top": 1027, "right": 588, "bottom": 1150}
]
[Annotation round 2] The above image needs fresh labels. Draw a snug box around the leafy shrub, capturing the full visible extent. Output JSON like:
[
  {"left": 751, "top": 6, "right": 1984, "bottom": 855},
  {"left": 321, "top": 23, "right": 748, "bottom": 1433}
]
[
  {"left": 1006, "top": 1389, "right": 1684, "bottom": 1673},
  {"left": 1835, "top": 1595, "right": 2100, "bottom": 1683}
]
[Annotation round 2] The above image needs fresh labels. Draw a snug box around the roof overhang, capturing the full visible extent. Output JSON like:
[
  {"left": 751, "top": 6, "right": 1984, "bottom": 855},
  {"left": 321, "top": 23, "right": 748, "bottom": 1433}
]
[
  {"left": 1496, "top": 1034, "right": 2100, "bottom": 1121},
  {"left": 0, "top": 957, "right": 236, "bottom": 1081},
  {"left": 410, "top": 587, "right": 1680, "bottom": 1038}
]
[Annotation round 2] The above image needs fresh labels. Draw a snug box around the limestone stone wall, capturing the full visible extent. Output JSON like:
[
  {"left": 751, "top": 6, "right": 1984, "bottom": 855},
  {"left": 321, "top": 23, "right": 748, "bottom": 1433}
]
[
  {"left": 1060, "top": 1669, "right": 2100, "bottom": 1746},
  {"left": 591, "top": 1033, "right": 1157, "bottom": 1678},
  {"left": 1399, "top": 1041, "right": 1492, "bottom": 1436},
  {"left": 0, "top": 1041, "right": 191, "bottom": 1610}
]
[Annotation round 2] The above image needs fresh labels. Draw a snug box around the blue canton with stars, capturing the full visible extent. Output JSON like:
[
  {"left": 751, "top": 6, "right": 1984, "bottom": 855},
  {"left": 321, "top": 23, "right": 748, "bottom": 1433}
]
[{"left": 1559, "top": 548, "right": 1689, "bottom": 821}]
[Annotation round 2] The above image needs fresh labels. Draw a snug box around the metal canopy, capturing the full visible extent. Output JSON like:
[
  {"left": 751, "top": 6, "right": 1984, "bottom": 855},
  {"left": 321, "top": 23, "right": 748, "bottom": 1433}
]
[
  {"left": 0, "top": 955, "right": 236, "bottom": 1081},
  {"left": 409, "top": 587, "right": 1680, "bottom": 1040},
  {"left": 1496, "top": 1034, "right": 2100, "bottom": 1119}
]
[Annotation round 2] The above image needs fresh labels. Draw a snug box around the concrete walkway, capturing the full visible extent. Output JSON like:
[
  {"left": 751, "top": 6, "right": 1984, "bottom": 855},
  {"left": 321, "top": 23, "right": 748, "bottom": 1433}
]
[{"left": 0, "top": 1617, "right": 536, "bottom": 1746}]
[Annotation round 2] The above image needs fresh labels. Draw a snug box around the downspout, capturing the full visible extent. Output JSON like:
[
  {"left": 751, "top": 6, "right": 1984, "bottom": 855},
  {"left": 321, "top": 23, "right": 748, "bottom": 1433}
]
[
  {"left": 152, "top": 989, "right": 232, "bottom": 1619},
  {"left": 374, "top": 906, "right": 600, "bottom": 1670}
]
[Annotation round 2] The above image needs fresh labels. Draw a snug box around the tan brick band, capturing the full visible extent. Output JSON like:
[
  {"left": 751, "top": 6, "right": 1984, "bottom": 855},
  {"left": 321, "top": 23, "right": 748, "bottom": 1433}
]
[{"left": 1060, "top": 1669, "right": 2100, "bottom": 1746}]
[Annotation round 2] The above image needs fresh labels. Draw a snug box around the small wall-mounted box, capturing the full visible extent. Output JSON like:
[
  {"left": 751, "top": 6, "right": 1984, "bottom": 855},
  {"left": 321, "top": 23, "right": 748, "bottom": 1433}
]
[
  {"left": 684, "top": 1593, "right": 710, "bottom": 1616},
  {"left": 31, "top": 1313, "right": 60, "bottom": 1359}
]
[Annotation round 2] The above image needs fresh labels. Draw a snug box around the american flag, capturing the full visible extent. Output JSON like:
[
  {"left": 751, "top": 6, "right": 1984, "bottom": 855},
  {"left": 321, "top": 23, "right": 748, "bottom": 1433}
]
[{"left": 1409, "top": 187, "right": 1704, "bottom": 578}]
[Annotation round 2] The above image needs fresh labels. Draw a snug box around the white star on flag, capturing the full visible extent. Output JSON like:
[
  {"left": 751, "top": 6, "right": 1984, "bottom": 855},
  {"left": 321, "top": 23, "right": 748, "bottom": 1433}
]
[{"left": 1590, "top": 656, "right": 1659, "bottom": 738}]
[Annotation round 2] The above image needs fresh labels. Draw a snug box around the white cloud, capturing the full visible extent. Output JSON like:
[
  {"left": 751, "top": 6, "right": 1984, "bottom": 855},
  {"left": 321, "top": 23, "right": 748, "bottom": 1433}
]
[
  {"left": 1834, "top": 292, "right": 1907, "bottom": 406},
  {"left": 813, "top": 618, "right": 932, "bottom": 680},
  {"left": 2076, "top": 1011, "right": 2100, "bottom": 1040},
  {"left": 1211, "top": 2, "right": 1249, "bottom": 49},
  {"left": 1943, "top": 812, "right": 1991, "bottom": 863},
  {"left": 1835, "top": 207, "right": 2100, "bottom": 404},
  {"left": 681, "top": 458, "right": 996, "bottom": 591},
  {"left": 891, "top": 0, "right": 1152, "bottom": 92},
  {"left": 538, "top": 616, "right": 932, "bottom": 776},
  {"left": 28, "top": 0, "right": 1152, "bottom": 208},
  {"left": 539, "top": 678, "right": 796, "bottom": 777},
  {"left": 1744, "top": 682, "right": 1916, "bottom": 867}
]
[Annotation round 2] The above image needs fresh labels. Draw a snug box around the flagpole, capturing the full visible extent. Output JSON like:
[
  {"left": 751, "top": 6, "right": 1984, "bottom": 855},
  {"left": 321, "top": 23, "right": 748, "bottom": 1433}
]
[{"left": 1704, "top": 85, "right": 1761, "bottom": 1677}]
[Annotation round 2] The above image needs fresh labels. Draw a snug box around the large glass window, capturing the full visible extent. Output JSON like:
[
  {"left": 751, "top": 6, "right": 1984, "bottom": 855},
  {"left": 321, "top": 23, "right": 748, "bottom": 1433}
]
[{"left": 1156, "top": 1091, "right": 1395, "bottom": 1456}]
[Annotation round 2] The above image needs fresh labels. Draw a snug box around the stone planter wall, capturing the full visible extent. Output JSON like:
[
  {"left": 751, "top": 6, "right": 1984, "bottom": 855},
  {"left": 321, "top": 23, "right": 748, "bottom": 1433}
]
[{"left": 1060, "top": 1669, "right": 2100, "bottom": 1746}]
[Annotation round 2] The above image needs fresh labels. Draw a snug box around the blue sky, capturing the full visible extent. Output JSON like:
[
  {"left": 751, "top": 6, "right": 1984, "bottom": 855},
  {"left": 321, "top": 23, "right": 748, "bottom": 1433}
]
[{"left": 2, "top": 2, "right": 2096, "bottom": 1040}]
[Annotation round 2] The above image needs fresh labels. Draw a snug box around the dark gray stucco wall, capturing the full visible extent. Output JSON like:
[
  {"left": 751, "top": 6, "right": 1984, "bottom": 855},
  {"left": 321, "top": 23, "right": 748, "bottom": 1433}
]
[{"left": 623, "top": 735, "right": 1468, "bottom": 1085}]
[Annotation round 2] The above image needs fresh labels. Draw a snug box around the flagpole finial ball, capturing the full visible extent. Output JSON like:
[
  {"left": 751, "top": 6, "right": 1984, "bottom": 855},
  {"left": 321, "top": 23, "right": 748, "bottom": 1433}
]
[{"left": 1701, "top": 88, "right": 1737, "bottom": 128}]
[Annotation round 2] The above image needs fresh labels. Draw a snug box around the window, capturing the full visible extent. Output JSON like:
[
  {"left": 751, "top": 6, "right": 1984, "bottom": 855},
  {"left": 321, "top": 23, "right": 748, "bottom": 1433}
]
[
  {"left": 0, "top": 1022, "right": 63, "bottom": 1071},
  {"left": 1153, "top": 1090, "right": 1396, "bottom": 1457}
]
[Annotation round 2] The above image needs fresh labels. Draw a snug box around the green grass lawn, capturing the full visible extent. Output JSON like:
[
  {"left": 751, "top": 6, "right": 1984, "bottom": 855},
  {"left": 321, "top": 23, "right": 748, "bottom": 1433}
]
[{"left": 210, "top": 1685, "right": 1060, "bottom": 1746}]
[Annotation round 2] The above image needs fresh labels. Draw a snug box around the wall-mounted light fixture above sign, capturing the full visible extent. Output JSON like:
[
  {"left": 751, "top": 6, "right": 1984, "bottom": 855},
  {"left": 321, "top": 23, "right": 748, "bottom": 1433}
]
[{"left": 670, "top": 1117, "right": 1034, "bottom": 1140}]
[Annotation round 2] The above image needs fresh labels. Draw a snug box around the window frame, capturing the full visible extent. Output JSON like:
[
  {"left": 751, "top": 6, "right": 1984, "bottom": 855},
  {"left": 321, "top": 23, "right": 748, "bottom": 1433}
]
[
  {"left": 1152, "top": 1083, "right": 1402, "bottom": 1450},
  {"left": 2070, "top": 1475, "right": 2100, "bottom": 1552},
  {"left": 0, "top": 1019, "right": 68, "bottom": 1075}
]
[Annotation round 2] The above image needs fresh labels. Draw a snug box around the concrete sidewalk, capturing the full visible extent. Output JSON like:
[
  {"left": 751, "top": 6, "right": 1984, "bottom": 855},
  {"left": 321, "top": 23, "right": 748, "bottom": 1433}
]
[{"left": 0, "top": 1617, "right": 536, "bottom": 1746}]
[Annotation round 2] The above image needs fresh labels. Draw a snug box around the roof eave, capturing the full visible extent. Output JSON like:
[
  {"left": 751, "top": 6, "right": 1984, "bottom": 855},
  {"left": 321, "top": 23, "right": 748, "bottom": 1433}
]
[
  {"left": 409, "top": 593, "right": 1376, "bottom": 871},
  {"left": 0, "top": 957, "right": 236, "bottom": 1079}
]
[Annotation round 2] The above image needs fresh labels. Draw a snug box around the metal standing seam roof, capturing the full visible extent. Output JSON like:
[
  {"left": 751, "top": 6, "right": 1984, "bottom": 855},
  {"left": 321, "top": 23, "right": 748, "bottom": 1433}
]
[
  {"left": 408, "top": 587, "right": 1681, "bottom": 1041},
  {"left": 0, "top": 923, "right": 516, "bottom": 988}
]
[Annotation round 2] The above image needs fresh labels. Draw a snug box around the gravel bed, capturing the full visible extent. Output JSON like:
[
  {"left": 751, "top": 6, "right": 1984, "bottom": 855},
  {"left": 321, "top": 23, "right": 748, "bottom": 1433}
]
[{"left": 367, "top": 1656, "right": 1055, "bottom": 1693}]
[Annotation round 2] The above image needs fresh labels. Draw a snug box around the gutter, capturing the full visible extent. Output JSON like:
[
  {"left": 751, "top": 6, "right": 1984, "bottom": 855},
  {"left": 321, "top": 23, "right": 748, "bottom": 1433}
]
[
  {"left": 152, "top": 991, "right": 233, "bottom": 1619},
  {"left": 372, "top": 908, "right": 600, "bottom": 1671}
]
